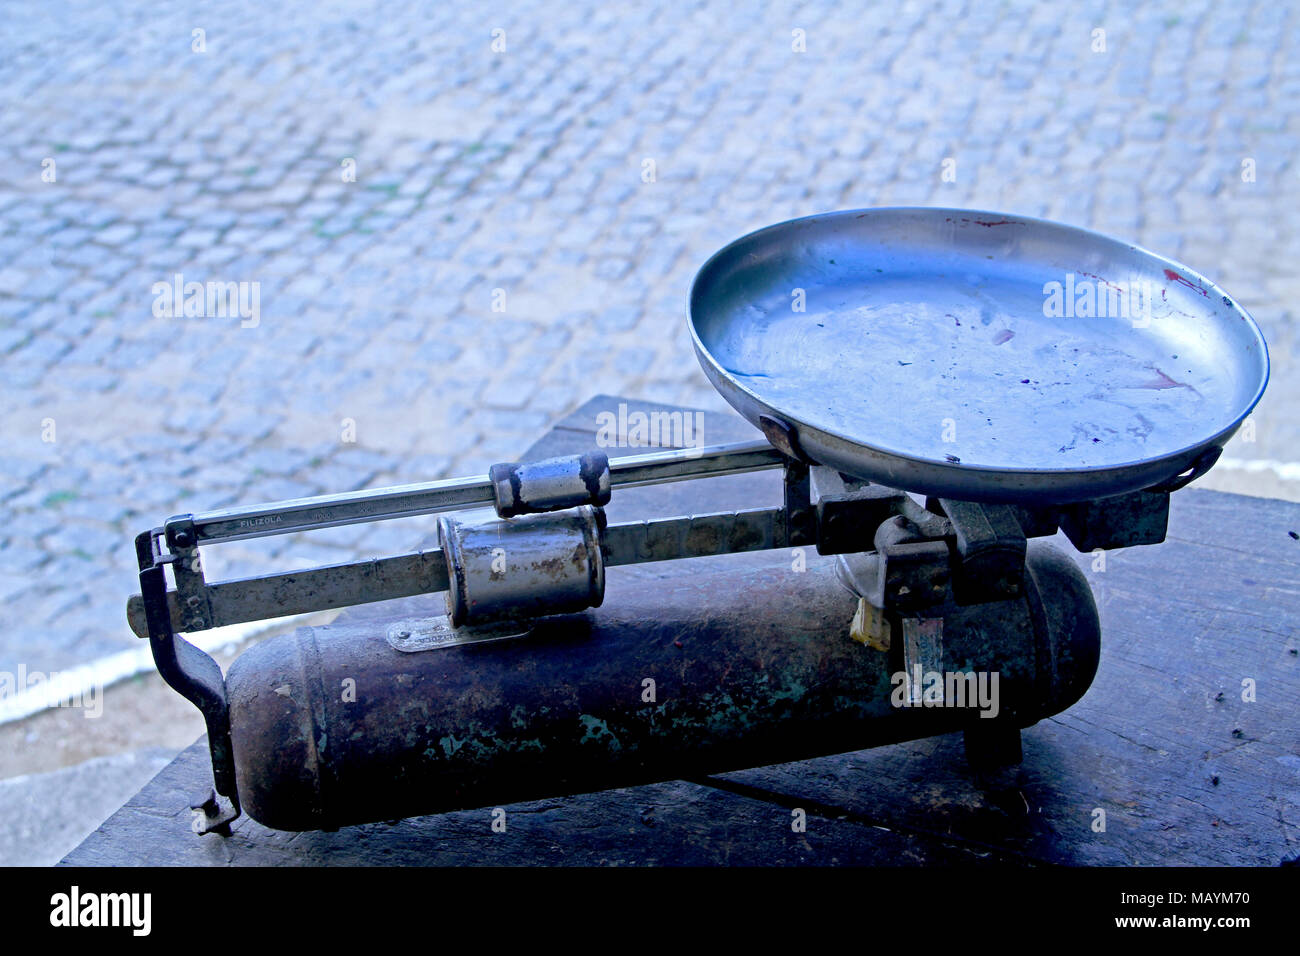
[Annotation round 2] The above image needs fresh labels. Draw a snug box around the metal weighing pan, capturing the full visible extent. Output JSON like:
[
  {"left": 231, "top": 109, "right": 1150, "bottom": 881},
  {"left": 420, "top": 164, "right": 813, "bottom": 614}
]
[{"left": 689, "top": 208, "right": 1269, "bottom": 505}]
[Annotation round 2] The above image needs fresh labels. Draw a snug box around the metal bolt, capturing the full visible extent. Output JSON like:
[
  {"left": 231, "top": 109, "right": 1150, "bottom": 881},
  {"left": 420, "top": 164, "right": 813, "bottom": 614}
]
[
  {"left": 190, "top": 788, "right": 219, "bottom": 815},
  {"left": 173, "top": 530, "right": 193, "bottom": 548},
  {"left": 189, "top": 788, "right": 236, "bottom": 836},
  {"left": 186, "top": 595, "right": 202, "bottom": 608}
]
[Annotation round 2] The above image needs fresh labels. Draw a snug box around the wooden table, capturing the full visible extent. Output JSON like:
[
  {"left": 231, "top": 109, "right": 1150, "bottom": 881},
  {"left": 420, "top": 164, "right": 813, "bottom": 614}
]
[{"left": 63, "top": 396, "right": 1300, "bottom": 866}]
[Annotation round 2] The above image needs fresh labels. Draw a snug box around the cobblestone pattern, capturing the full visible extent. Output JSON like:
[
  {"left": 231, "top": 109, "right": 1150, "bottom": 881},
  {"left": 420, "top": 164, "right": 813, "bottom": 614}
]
[{"left": 1, "top": 0, "right": 1296, "bottom": 675}]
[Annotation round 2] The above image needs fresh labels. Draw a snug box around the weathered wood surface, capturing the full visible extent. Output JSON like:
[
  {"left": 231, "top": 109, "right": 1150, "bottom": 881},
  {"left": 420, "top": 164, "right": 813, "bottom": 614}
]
[{"left": 64, "top": 395, "right": 1300, "bottom": 865}]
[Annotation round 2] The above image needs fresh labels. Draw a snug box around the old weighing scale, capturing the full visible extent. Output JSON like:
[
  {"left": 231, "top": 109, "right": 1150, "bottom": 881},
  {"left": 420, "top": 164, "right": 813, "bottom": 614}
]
[{"left": 127, "top": 208, "right": 1268, "bottom": 834}]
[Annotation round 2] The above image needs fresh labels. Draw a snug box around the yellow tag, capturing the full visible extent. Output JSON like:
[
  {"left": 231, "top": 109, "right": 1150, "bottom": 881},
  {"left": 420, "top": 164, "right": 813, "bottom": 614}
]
[{"left": 850, "top": 598, "right": 890, "bottom": 651}]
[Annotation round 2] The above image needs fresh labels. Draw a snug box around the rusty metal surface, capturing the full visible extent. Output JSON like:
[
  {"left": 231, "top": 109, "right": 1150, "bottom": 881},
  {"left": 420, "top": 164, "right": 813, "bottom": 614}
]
[
  {"left": 127, "top": 549, "right": 453, "bottom": 638},
  {"left": 810, "top": 467, "right": 905, "bottom": 556},
  {"left": 438, "top": 506, "right": 605, "bottom": 625},
  {"left": 1058, "top": 490, "right": 1170, "bottom": 552},
  {"left": 602, "top": 507, "right": 787, "bottom": 565},
  {"left": 489, "top": 450, "right": 611, "bottom": 518},
  {"left": 226, "top": 550, "right": 1098, "bottom": 832},
  {"left": 129, "top": 388, "right": 1150, "bottom": 836},
  {"left": 689, "top": 207, "right": 1269, "bottom": 504}
]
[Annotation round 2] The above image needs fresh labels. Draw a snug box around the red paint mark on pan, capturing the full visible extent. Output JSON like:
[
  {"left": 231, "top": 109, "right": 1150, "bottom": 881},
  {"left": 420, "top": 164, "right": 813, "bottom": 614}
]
[
  {"left": 1163, "top": 268, "right": 1208, "bottom": 297},
  {"left": 1142, "top": 366, "right": 1191, "bottom": 390},
  {"left": 1079, "top": 271, "right": 1123, "bottom": 293}
]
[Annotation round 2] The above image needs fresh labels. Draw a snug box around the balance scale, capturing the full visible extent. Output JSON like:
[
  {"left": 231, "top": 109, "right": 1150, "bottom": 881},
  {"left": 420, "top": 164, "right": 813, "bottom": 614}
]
[{"left": 126, "top": 208, "right": 1269, "bottom": 835}]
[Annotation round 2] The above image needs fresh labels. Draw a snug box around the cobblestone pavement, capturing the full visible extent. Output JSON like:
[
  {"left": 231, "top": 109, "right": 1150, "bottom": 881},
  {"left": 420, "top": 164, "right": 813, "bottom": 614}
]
[{"left": 1, "top": 0, "right": 1297, "bottom": 679}]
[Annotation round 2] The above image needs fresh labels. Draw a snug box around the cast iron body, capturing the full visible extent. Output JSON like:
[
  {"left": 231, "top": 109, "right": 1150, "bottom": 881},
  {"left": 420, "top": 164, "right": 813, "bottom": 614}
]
[{"left": 226, "top": 545, "right": 1097, "bottom": 831}]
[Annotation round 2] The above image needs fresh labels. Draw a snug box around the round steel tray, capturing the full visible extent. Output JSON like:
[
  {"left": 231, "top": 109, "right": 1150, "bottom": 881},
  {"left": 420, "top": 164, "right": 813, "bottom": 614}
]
[{"left": 689, "top": 208, "right": 1269, "bottom": 504}]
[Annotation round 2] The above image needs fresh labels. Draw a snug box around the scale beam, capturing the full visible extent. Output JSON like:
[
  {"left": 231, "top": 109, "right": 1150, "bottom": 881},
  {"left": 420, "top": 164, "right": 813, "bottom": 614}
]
[{"left": 181, "top": 439, "right": 783, "bottom": 545}]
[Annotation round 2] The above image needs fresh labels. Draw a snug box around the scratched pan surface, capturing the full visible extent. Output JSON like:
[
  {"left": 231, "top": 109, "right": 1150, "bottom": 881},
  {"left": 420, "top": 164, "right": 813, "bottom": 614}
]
[{"left": 689, "top": 208, "right": 1269, "bottom": 504}]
